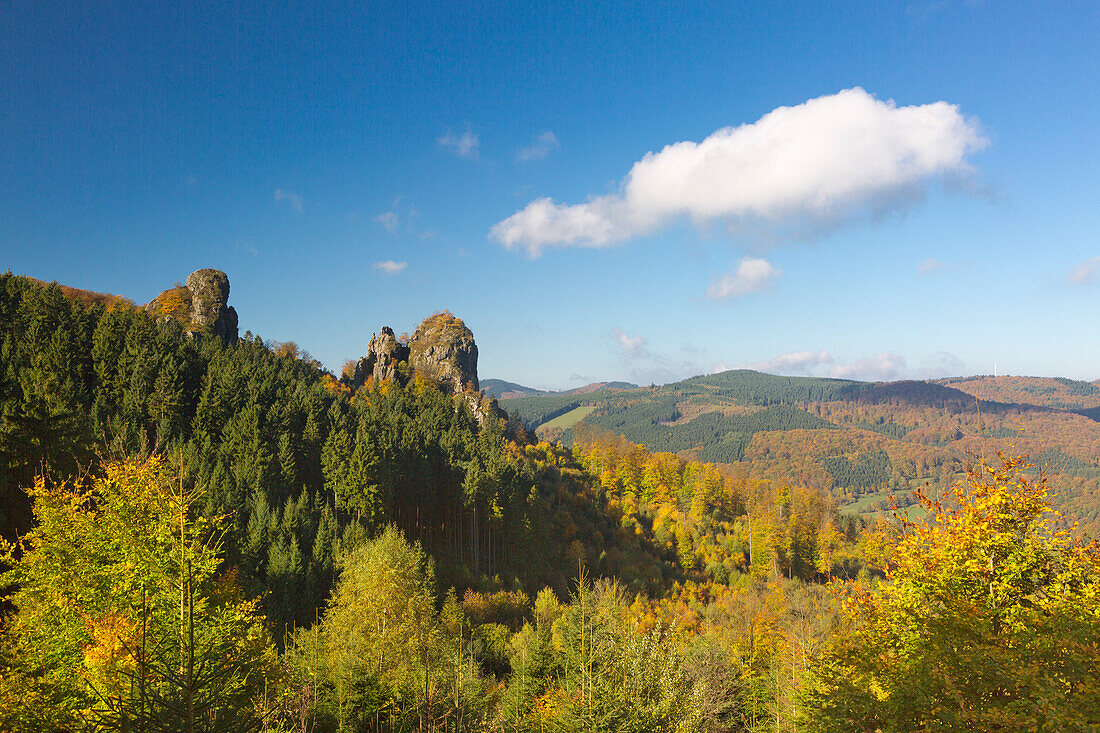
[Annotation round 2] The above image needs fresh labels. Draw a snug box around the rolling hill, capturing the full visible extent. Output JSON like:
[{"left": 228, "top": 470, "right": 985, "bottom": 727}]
[
  {"left": 480, "top": 378, "right": 638, "bottom": 400},
  {"left": 504, "top": 371, "right": 1100, "bottom": 533}
]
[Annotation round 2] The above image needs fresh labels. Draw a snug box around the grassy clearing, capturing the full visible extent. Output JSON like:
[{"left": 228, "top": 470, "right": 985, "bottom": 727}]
[{"left": 540, "top": 405, "right": 596, "bottom": 431}]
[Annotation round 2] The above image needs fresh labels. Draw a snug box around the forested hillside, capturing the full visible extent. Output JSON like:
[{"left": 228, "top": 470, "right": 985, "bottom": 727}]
[
  {"left": 0, "top": 274, "right": 670, "bottom": 630},
  {"left": 0, "top": 273, "right": 871, "bottom": 729},
  {"left": 506, "top": 371, "right": 1100, "bottom": 534},
  {"left": 1, "top": 272, "right": 1097, "bottom": 731},
  {"left": 939, "top": 374, "right": 1100, "bottom": 409}
]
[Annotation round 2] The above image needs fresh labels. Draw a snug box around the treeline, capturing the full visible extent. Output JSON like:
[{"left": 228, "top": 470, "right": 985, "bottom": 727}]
[
  {"left": 3, "top": 273, "right": 1097, "bottom": 730},
  {"left": 0, "top": 437, "right": 869, "bottom": 731},
  {"left": 502, "top": 393, "right": 599, "bottom": 429},
  {"left": 941, "top": 374, "right": 1100, "bottom": 409},
  {"left": 504, "top": 370, "right": 864, "bottom": 433},
  {"left": 580, "top": 403, "right": 836, "bottom": 465},
  {"left": 0, "top": 274, "right": 669, "bottom": 630},
  {"left": 673, "top": 370, "right": 861, "bottom": 405},
  {"left": 573, "top": 434, "right": 865, "bottom": 585}
]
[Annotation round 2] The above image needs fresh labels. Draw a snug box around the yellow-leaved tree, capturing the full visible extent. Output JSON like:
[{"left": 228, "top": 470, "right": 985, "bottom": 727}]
[
  {"left": 799, "top": 454, "right": 1100, "bottom": 732},
  {"left": 0, "top": 455, "right": 279, "bottom": 732}
]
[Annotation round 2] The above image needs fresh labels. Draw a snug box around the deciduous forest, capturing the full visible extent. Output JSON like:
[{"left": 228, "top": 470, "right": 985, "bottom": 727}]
[{"left": 1, "top": 274, "right": 1097, "bottom": 731}]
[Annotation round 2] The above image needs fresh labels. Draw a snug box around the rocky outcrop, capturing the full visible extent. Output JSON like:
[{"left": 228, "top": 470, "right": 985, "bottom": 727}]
[
  {"left": 145, "top": 268, "right": 238, "bottom": 343},
  {"left": 185, "top": 269, "right": 238, "bottom": 342},
  {"left": 408, "top": 312, "right": 479, "bottom": 395},
  {"left": 352, "top": 326, "right": 410, "bottom": 385},
  {"left": 348, "top": 312, "right": 504, "bottom": 426}
]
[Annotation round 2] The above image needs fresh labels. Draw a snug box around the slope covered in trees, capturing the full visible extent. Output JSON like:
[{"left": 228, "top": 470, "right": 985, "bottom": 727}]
[
  {"left": 506, "top": 370, "right": 1100, "bottom": 535},
  {"left": 939, "top": 374, "right": 1100, "bottom": 410},
  {"left": 0, "top": 274, "right": 669, "bottom": 631},
  {"left": 1, "top": 271, "right": 1097, "bottom": 731}
]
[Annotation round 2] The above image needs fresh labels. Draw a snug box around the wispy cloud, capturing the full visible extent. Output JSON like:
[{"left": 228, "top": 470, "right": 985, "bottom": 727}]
[
  {"left": 612, "top": 327, "right": 648, "bottom": 358},
  {"left": 743, "top": 348, "right": 966, "bottom": 381},
  {"left": 438, "top": 127, "right": 480, "bottom": 159},
  {"left": 829, "top": 352, "right": 907, "bottom": 381},
  {"left": 1069, "top": 256, "right": 1100, "bottom": 285},
  {"left": 372, "top": 260, "right": 408, "bottom": 275},
  {"left": 918, "top": 258, "right": 945, "bottom": 275},
  {"left": 707, "top": 257, "right": 780, "bottom": 299},
  {"left": 274, "top": 189, "right": 304, "bottom": 213},
  {"left": 742, "top": 349, "right": 911, "bottom": 381},
  {"left": 374, "top": 211, "right": 400, "bottom": 233},
  {"left": 491, "top": 88, "right": 987, "bottom": 256},
  {"left": 606, "top": 330, "right": 725, "bottom": 385},
  {"left": 517, "top": 131, "right": 559, "bottom": 162},
  {"left": 373, "top": 198, "right": 433, "bottom": 239},
  {"left": 746, "top": 350, "right": 835, "bottom": 376}
]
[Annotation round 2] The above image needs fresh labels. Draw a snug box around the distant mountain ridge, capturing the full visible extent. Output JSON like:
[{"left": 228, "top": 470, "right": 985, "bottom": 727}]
[
  {"left": 13, "top": 269, "right": 1100, "bottom": 534},
  {"left": 501, "top": 370, "right": 1100, "bottom": 534},
  {"left": 480, "top": 378, "right": 638, "bottom": 400},
  {"left": 937, "top": 375, "right": 1100, "bottom": 410}
]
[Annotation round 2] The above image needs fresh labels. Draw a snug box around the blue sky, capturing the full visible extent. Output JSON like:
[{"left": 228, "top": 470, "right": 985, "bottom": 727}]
[{"left": 3, "top": 1, "right": 1099, "bottom": 387}]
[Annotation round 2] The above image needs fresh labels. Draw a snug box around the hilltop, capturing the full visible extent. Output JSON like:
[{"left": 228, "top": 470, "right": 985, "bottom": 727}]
[
  {"left": 10, "top": 266, "right": 1100, "bottom": 537},
  {"left": 938, "top": 374, "right": 1100, "bottom": 412},
  {"left": 481, "top": 378, "right": 639, "bottom": 400},
  {"left": 503, "top": 370, "right": 1100, "bottom": 533},
  {"left": 21, "top": 276, "right": 136, "bottom": 310}
]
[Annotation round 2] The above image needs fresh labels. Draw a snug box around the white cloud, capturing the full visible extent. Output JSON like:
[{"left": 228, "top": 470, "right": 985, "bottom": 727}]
[
  {"left": 612, "top": 327, "right": 648, "bottom": 358},
  {"left": 372, "top": 260, "right": 408, "bottom": 275},
  {"left": 1069, "top": 257, "right": 1100, "bottom": 285},
  {"left": 829, "top": 352, "right": 907, "bottom": 381},
  {"left": 491, "top": 88, "right": 987, "bottom": 256},
  {"left": 274, "top": 189, "right": 304, "bottom": 213},
  {"left": 707, "top": 256, "right": 781, "bottom": 299},
  {"left": 374, "top": 211, "right": 400, "bottom": 233},
  {"left": 517, "top": 131, "right": 559, "bottom": 162},
  {"left": 605, "top": 331, "right": 721, "bottom": 384},
  {"left": 918, "top": 257, "right": 945, "bottom": 275},
  {"left": 747, "top": 350, "right": 835, "bottom": 376},
  {"left": 438, "top": 128, "right": 480, "bottom": 159},
  {"left": 742, "top": 348, "right": 962, "bottom": 382}
]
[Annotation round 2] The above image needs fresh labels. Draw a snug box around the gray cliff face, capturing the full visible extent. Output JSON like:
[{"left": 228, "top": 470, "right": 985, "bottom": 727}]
[
  {"left": 185, "top": 269, "right": 238, "bottom": 343},
  {"left": 145, "top": 268, "right": 238, "bottom": 343},
  {"left": 408, "top": 312, "right": 479, "bottom": 395},
  {"left": 353, "top": 326, "right": 411, "bottom": 385},
  {"left": 349, "top": 313, "right": 502, "bottom": 425}
]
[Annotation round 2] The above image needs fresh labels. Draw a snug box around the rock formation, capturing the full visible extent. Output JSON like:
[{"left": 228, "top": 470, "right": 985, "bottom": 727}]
[
  {"left": 348, "top": 312, "right": 503, "bottom": 425},
  {"left": 352, "top": 326, "right": 410, "bottom": 385},
  {"left": 408, "top": 312, "right": 479, "bottom": 395},
  {"left": 145, "top": 268, "right": 238, "bottom": 343},
  {"left": 185, "top": 269, "right": 238, "bottom": 342}
]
